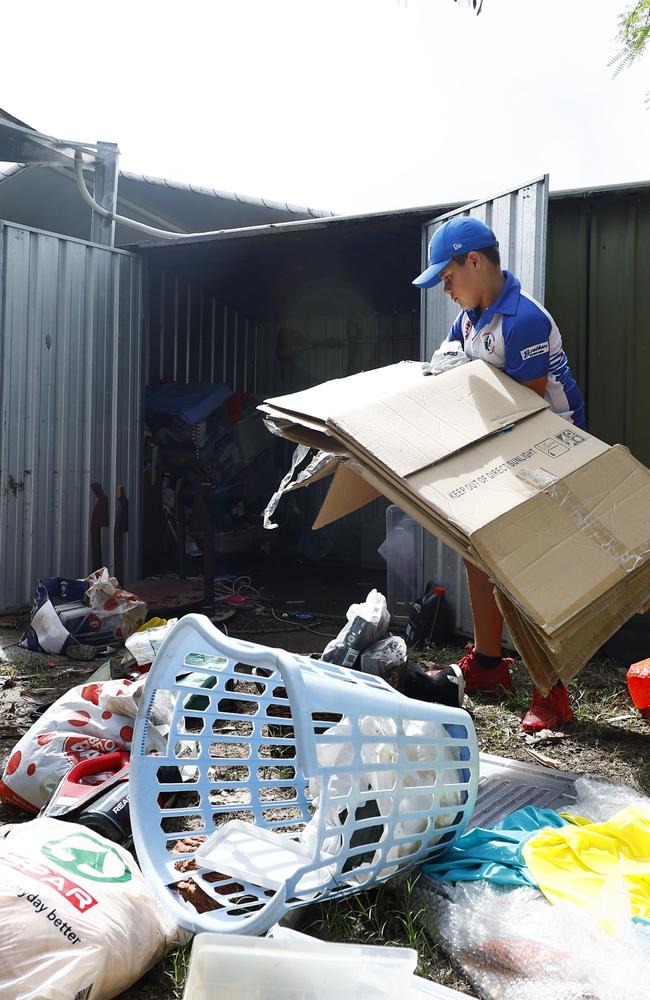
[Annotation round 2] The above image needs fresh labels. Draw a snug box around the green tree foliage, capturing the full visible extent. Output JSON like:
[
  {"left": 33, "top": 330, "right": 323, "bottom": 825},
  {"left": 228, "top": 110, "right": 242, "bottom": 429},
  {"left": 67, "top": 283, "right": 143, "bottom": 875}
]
[{"left": 610, "top": 1, "right": 650, "bottom": 76}]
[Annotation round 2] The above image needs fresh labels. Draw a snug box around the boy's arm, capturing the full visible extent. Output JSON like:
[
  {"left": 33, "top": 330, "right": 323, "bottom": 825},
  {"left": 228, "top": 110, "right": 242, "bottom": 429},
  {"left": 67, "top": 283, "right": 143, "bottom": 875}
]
[{"left": 521, "top": 375, "right": 548, "bottom": 399}]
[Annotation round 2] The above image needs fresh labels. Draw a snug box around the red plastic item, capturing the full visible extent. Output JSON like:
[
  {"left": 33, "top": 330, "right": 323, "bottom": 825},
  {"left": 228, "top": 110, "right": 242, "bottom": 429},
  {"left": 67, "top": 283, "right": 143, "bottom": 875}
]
[
  {"left": 45, "top": 751, "right": 130, "bottom": 816},
  {"left": 627, "top": 658, "right": 650, "bottom": 720}
]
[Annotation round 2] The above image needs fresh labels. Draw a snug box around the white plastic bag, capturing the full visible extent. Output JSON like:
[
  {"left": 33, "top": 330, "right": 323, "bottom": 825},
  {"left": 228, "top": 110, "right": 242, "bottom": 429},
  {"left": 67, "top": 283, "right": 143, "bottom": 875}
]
[
  {"left": 321, "top": 590, "right": 391, "bottom": 668},
  {"left": 421, "top": 341, "right": 470, "bottom": 376},
  {"left": 0, "top": 817, "right": 177, "bottom": 999},
  {"left": 0, "top": 677, "right": 173, "bottom": 813},
  {"left": 301, "top": 716, "right": 463, "bottom": 879},
  {"left": 85, "top": 568, "right": 147, "bottom": 642}
]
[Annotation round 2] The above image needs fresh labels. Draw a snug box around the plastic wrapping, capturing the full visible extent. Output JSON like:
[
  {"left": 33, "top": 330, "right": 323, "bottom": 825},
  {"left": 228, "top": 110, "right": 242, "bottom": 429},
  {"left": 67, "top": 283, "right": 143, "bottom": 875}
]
[
  {"left": 432, "top": 880, "right": 650, "bottom": 1000},
  {"left": 321, "top": 589, "right": 391, "bottom": 668},
  {"left": 360, "top": 634, "right": 407, "bottom": 678},
  {"left": 263, "top": 446, "right": 335, "bottom": 529},
  {"left": 427, "top": 776, "right": 650, "bottom": 1000}
]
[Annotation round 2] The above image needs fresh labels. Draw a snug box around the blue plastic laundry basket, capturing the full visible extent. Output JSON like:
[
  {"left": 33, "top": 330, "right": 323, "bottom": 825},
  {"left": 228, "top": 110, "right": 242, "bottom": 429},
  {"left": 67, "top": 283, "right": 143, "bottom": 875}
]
[{"left": 130, "top": 614, "right": 478, "bottom": 935}]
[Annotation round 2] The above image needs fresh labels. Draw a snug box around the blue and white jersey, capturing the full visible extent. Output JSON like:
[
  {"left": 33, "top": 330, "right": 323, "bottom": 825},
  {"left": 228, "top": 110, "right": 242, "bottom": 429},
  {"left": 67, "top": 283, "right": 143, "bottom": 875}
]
[{"left": 447, "top": 271, "right": 586, "bottom": 429}]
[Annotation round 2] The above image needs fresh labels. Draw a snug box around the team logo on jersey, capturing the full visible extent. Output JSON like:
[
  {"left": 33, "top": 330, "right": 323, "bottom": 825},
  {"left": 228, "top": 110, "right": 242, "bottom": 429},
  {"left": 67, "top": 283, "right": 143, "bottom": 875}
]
[
  {"left": 463, "top": 317, "right": 473, "bottom": 340},
  {"left": 482, "top": 333, "right": 495, "bottom": 354},
  {"left": 520, "top": 342, "right": 549, "bottom": 361}
]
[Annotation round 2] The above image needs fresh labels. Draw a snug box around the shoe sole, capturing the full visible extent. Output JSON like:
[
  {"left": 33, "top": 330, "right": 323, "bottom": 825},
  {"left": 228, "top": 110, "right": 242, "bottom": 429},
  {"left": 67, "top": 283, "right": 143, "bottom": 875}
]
[{"left": 447, "top": 663, "right": 465, "bottom": 707}]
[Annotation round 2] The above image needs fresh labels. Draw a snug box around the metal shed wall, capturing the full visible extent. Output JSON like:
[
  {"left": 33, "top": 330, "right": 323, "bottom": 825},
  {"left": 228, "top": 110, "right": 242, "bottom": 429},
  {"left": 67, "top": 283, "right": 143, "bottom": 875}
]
[
  {"left": 255, "top": 311, "right": 419, "bottom": 567},
  {"left": 255, "top": 311, "right": 418, "bottom": 397},
  {"left": 145, "top": 261, "right": 420, "bottom": 569},
  {"left": 145, "top": 270, "right": 257, "bottom": 391},
  {"left": 0, "top": 221, "right": 143, "bottom": 610},
  {"left": 546, "top": 186, "right": 650, "bottom": 469}
]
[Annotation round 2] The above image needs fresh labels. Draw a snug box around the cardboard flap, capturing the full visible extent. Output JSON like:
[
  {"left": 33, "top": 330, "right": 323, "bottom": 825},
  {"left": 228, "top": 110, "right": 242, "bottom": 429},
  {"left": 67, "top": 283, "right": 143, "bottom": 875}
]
[
  {"left": 260, "top": 411, "right": 348, "bottom": 455},
  {"left": 473, "top": 444, "right": 650, "bottom": 633},
  {"left": 258, "top": 403, "right": 331, "bottom": 436},
  {"left": 312, "top": 463, "right": 381, "bottom": 529},
  {"left": 410, "top": 411, "right": 609, "bottom": 534},
  {"left": 263, "top": 361, "right": 423, "bottom": 422},
  {"left": 330, "top": 362, "right": 548, "bottom": 478}
]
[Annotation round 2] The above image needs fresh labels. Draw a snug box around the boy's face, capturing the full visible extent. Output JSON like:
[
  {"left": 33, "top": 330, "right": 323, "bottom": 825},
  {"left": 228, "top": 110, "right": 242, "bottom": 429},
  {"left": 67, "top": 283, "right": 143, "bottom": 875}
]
[{"left": 439, "top": 252, "right": 487, "bottom": 310}]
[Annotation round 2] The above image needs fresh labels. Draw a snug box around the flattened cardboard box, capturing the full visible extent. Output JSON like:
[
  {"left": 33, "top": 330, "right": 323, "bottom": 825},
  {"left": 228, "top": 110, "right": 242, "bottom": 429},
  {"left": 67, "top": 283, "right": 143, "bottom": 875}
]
[{"left": 260, "top": 361, "right": 650, "bottom": 692}]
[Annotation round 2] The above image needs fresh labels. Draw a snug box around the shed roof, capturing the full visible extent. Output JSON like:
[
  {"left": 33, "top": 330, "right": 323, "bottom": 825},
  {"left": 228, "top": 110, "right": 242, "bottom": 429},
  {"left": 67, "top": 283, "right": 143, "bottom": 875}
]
[{"left": 0, "top": 161, "right": 335, "bottom": 246}]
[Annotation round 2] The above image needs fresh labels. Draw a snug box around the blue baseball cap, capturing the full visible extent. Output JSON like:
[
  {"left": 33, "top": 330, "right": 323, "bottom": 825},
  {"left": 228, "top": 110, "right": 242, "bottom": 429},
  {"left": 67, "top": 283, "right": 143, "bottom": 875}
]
[{"left": 412, "top": 217, "right": 499, "bottom": 289}]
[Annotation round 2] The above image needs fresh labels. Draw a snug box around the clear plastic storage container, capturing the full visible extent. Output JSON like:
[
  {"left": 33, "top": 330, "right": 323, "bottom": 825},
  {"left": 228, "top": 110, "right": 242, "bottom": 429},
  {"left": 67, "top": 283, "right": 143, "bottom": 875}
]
[
  {"left": 381, "top": 506, "right": 424, "bottom": 624},
  {"left": 182, "top": 933, "right": 417, "bottom": 999}
]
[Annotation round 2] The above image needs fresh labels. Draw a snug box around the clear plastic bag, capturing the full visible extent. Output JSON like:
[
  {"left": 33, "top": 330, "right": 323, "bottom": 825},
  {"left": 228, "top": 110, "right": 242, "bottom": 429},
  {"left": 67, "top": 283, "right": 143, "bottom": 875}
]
[
  {"left": 360, "top": 634, "right": 407, "bottom": 678},
  {"left": 431, "top": 879, "right": 650, "bottom": 1000}
]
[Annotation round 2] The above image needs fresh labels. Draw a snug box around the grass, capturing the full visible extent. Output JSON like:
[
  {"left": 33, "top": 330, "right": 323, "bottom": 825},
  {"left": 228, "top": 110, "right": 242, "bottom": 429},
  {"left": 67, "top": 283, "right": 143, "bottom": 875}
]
[
  {"left": 164, "top": 942, "right": 193, "bottom": 998},
  {"left": 300, "top": 876, "right": 471, "bottom": 992}
]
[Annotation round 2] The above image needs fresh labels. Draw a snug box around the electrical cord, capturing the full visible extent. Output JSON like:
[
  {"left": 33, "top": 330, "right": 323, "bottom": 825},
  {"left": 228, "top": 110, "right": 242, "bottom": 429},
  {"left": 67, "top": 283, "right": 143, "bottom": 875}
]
[
  {"left": 74, "top": 152, "right": 275, "bottom": 241},
  {"left": 269, "top": 608, "right": 338, "bottom": 640}
]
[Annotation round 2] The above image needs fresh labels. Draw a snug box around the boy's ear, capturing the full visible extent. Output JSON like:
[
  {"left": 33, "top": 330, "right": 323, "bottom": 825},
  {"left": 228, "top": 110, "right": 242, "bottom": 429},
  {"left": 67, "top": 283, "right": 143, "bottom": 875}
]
[{"left": 466, "top": 250, "right": 482, "bottom": 270}]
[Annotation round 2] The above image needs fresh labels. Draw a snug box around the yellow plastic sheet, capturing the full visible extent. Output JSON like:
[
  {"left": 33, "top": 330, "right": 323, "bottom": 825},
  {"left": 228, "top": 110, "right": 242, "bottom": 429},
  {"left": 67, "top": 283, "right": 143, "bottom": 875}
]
[{"left": 523, "top": 805, "right": 650, "bottom": 931}]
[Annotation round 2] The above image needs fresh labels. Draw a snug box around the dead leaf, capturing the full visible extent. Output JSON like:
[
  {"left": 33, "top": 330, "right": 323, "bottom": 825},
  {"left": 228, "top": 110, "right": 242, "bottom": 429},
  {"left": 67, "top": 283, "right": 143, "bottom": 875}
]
[
  {"left": 523, "top": 729, "right": 567, "bottom": 745},
  {"left": 522, "top": 745, "right": 564, "bottom": 769}
]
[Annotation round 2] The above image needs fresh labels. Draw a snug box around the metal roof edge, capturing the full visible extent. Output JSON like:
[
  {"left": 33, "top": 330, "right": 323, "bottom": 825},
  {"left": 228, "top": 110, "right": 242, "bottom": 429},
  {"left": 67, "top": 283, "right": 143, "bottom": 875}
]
[
  {"left": 131, "top": 200, "right": 465, "bottom": 252},
  {"left": 549, "top": 178, "right": 650, "bottom": 200},
  {"left": 119, "top": 169, "right": 336, "bottom": 219},
  {"left": 0, "top": 162, "right": 28, "bottom": 183}
]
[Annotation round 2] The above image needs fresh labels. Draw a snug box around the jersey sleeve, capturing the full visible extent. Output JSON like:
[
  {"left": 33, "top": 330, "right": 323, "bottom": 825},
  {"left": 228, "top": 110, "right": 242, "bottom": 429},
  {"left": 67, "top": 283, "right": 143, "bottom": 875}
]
[
  {"left": 503, "top": 309, "right": 551, "bottom": 382},
  {"left": 447, "top": 311, "right": 465, "bottom": 346}
]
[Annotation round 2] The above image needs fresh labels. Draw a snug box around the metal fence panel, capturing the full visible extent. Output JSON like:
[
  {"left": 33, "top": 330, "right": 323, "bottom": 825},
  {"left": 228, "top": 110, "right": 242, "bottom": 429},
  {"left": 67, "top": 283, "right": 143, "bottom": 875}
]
[
  {"left": 417, "top": 179, "right": 549, "bottom": 637},
  {"left": 0, "top": 222, "right": 143, "bottom": 610},
  {"left": 586, "top": 196, "right": 650, "bottom": 468}
]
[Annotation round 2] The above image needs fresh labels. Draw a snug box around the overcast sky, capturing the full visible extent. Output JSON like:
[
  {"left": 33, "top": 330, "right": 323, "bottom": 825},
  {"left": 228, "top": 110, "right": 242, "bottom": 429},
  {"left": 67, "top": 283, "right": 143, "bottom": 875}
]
[{"left": 3, "top": 0, "right": 650, "bottom": 214}]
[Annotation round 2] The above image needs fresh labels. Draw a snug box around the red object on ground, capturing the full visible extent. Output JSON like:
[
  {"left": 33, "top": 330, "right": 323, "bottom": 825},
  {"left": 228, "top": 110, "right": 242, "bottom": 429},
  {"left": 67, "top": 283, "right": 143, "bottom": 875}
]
[
  {"left": 627, "top": 658, "right": 650, "bottom": 720},
  {"left": 457, "top": 644, "right": 515, "bottom": 694},
  {"left": 45, "top": 751, "right": 130, "bottom": 817},
  {"left": 521, "top": 684, "right": 574, "bottom": 733}
]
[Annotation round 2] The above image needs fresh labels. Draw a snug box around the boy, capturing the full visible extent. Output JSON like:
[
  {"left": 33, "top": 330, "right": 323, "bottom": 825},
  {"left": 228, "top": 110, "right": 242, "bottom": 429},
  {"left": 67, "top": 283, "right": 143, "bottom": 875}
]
[{"left": 412, "top": 216, "right": 585, "bottom": 732}]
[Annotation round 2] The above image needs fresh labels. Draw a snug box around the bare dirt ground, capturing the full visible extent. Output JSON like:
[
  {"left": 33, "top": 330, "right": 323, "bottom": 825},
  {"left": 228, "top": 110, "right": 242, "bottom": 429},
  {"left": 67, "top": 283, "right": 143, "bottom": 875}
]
[{"left": 0, "top": 610, "right": 648, "bottom": 999}]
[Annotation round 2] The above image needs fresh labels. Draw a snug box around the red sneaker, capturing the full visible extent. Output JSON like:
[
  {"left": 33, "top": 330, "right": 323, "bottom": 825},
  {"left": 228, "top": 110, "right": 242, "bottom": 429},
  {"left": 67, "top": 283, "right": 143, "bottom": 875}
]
[
  {"left": 457, "top": 644, "right": 515, "bottom": 695},
  {"left": 521, "top": 684, "right": 574, "bottom": 733}
]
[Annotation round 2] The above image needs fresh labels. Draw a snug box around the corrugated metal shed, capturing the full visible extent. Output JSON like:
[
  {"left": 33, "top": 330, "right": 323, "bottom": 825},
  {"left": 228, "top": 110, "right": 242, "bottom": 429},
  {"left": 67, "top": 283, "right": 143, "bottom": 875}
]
[{"left": 0, "top": 221, "right": 143, "bottom": 610}]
